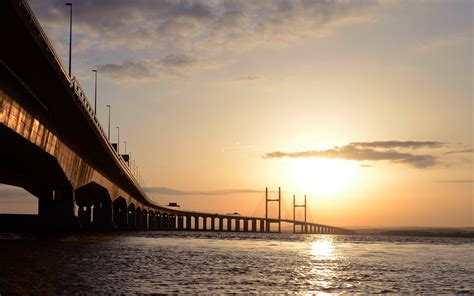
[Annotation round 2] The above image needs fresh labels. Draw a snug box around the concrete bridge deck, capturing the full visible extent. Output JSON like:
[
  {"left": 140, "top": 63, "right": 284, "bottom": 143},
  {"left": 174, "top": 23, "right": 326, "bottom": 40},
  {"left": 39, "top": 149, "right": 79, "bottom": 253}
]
[{"left": 0, "top": 0, "right": 353, "bottom": 235}]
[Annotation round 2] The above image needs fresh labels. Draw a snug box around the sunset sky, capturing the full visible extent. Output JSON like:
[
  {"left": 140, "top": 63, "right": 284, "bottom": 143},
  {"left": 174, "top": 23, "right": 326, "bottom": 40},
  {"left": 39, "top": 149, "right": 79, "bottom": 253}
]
[{"left": 1, "top": 0, "right": 472, "bottom": 227}]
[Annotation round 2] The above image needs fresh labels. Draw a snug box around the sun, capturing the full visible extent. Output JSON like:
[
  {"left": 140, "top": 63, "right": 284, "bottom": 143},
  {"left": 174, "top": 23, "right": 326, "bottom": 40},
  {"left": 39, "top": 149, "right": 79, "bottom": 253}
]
[{"left": 287, "top": 158, "right": 358, "bottom": 195}]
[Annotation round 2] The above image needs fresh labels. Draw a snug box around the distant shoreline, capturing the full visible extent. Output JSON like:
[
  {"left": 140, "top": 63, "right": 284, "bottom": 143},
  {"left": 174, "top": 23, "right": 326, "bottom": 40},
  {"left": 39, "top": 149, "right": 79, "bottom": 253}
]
[{"left": 373, "top": 230, "right": 474, "bottom": 238}]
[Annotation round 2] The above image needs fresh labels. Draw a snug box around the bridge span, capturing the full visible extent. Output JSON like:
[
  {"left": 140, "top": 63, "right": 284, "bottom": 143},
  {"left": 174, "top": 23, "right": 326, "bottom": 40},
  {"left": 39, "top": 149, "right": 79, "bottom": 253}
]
[{"left": 0, "top": 0, "right": 353, "bottom": 235}]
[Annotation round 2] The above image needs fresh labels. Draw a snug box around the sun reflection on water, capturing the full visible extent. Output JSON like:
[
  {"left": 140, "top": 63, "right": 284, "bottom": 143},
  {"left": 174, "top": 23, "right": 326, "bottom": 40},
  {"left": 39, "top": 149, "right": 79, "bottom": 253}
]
[
  {"left": 310, "top": 238, "right": 336, "bottom": 259},
  {"left": 307, "top": 237, "right": 340, "bottom": 292}
]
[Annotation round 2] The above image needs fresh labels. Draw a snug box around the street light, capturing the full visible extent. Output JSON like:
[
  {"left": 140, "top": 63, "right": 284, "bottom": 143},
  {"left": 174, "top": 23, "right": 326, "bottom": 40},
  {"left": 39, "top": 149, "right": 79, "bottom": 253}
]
[
  {"left": 106, "top": 105, "right": 111, "bottom": 140},
  {"left": 92, "top": 69, "right": 97, "bottom": 114},
  {"left": 116, "top": 126, "right": 120, "bottom": 153},
  {"left": 65, "top": 3, "right": 72, "bottom": 77}
]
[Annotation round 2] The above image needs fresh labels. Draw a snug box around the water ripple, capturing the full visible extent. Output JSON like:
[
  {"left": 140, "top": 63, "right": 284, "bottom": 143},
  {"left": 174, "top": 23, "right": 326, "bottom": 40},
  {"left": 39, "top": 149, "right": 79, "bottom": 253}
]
[{"left": 0, "top": 232, "right": 472, "bottom": 293}]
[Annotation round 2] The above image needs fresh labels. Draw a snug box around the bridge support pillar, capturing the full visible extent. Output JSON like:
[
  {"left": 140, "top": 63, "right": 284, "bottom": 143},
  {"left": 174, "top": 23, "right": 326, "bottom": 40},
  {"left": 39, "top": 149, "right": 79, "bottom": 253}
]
[
  {"left": 156, "top": 213, "right": 162, "bottom": 230},
  {"left": 128, "top": 206, "right": 136, "bottom": 230},
  {"left": 185, "top": 215, "right": 191, "bottom": 230},
  {"left": 235, "top": 219, "right": 240, "bottom": 232},
  {"left": 78, "top": 205, "right": 92, "bottom": 229},
  {"left": 168, "top": 214, "right": 173, "bottom": 230},
  {"left": 92, "top": 199, "right": 114, "bottom": 231},
  {"left": 227, "top": 218, "right": 232, "bottom": 231},
  {"left": 251, "top": 219, "right": 257, "bottom": 232},
  {"left": 38, "top": 189, "right": 79, "bottom": 231},
  {"left": 203, "top": 217, "right": 207, "bottom": 231},
  {"left": 112, "top": 201, "right": 128, "bottom": 230},
  {"left": 260, "top": 219, "right": 265, "bottom": 232},
  {"left": 194, "top": 216, "right": 199, "bottom": 231},
  {"left": 162, "top": 214, "right": 169, "bottom": 230},
  {"left": 149, "top": 212, "right": 156, "bottom": 230},
  {"left": 135, "top": 208, "right": 142, "bottom": 230},
  {"left": 177, "top": 215, "right": 184, "bottom": 230},
  {"left": 219, "top": 217, "right": 223, "bottom": 231},
  {"left": 243, "top": 219, "right": 248, "bottom": 232},
  {"left": 211, "top": 217, "right": 215, "bottom": 231}
]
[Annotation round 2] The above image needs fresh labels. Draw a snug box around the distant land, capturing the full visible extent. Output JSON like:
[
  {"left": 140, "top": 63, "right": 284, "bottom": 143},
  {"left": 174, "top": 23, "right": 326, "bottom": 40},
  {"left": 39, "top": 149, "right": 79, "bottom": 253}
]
[{"left": 349, "top": 226, "right": 474, "bottom": 238}]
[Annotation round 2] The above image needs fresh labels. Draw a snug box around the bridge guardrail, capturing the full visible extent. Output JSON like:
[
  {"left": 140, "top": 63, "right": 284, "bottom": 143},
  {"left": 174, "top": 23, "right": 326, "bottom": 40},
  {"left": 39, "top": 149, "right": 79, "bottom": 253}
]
[{"left": 69, "top": 78, "right": 154, "bottom": 203}]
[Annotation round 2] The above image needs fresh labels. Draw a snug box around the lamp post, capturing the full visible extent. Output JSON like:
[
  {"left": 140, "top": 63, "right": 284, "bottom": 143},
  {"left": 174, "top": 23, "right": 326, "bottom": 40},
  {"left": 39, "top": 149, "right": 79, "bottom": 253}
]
[
  {"left": 92, "top": 69, "right": 97, "bottom": 114},
  {"left": 65, "top": 3, "right": 72, "bottom": 77},
  {"left": 116, "top": 126, "right": 120, "bottom": 153},
  {"left": 106, "top": 105, "right": 111, "bottom": 140}
]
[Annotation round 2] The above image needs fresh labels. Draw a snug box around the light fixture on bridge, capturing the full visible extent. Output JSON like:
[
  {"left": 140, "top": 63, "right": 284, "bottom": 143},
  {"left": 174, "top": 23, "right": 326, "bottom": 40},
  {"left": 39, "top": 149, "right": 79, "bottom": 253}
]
[
  {"left": 106, "top": 104, "right": 111, "bottom": 140},
  {"left": 116, "top": 126, "right": 120, "bottom": 153},
  {"left": 92, "top": 69, "right": 97, "bottom": 114},
  {"left": 65, "top": 3, "right": 72, "bottom": 77}
]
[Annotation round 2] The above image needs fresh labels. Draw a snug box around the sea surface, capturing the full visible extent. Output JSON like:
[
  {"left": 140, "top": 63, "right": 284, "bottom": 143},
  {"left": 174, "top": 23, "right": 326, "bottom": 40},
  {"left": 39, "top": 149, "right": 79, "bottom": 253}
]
[{"left": 0, "top": 231, "right": 472, "bottom": 293}]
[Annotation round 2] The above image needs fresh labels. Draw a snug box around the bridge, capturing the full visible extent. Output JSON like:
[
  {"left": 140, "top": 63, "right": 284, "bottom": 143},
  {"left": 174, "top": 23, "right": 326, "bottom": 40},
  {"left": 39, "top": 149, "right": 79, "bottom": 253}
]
[{"left": 0, "top": 0, "right": 353, "bottom": 235}]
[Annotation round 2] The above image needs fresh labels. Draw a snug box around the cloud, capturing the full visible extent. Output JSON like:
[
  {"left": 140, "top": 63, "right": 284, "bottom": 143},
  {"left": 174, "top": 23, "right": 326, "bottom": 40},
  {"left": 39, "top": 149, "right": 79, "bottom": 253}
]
[
  {"left": 415, "top": 34, "right": 469, "bottom": 53},
  {"left": 263, "top": 141, "right": 442, "bottom": 168},
  {"left": 160, "top": 54, "right": 197, "bottom": 68},
  {"left": 97, "top": 60, "right": 158, "bottom": 82},
  {"left": 29, "top": 0, "right": 380, "bottom": 81},
  {"left": 434, "top": 180, "right": 474, "bottom": 183},
  {"left": 350, "top": 141, "right": 445, "bottom": 149},
  {"left": 444, "top": 148, "right": 473, "bottom": 155},
  {"left": 144, "top": 187, "right": 271, "bottom": 196},
  {"left": 97, "top": 54, "right": 197, "bottom": 81},
  {"left": 235, "top": 75, "right": 263, "bottom": 82}
]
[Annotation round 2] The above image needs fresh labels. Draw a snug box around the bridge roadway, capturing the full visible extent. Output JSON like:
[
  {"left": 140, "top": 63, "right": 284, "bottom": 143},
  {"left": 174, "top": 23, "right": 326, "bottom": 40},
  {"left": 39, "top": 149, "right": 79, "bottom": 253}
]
[{"left": 0, "top": 0, "right": 353, "bottom": 235}]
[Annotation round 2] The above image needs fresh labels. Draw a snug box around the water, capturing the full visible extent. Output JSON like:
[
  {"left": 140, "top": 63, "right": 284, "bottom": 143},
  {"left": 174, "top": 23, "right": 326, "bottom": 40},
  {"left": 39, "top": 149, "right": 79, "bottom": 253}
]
[{"left": 0, "top": 231, "right": 472, "bottom": 293}]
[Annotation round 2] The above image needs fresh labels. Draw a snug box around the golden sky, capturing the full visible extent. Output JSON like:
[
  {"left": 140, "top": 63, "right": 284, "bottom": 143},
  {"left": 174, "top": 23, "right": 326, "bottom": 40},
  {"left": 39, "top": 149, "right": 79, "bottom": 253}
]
[{"left": 1, "top": 0, "right": 472, "bottom": 227}]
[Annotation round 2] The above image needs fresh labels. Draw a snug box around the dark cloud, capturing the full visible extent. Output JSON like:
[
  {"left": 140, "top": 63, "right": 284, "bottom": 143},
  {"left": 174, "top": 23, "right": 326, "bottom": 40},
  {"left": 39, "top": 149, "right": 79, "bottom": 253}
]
[
  {"left": 97, "top": 61, "right": 157, "bottom": 81},
  {"left": 29, "top": 0, "right": 379, "bottom": 71},
  {"left": 350, "top": 141, "right": 445, "bottom": 149},
  {"left": 263, "top": 142, "right": 441, "bottom": 169},
  {"left": 144, "top": 187, "right": 270, "bottom": 196},
  {"left": 394, "top": 154, "right": 437, "bottom": 168},
  {"left": 160, "top": 54, "right": 197, "bottom": 68},
  {"left": 235, "top": 75, "right": 263, "bottom": 82},
  {"left": 444, "top": 148, "right": 473, "bottom": 155},
  {"left": 96, "top": 54, "right": 196, "bottom": 81}
]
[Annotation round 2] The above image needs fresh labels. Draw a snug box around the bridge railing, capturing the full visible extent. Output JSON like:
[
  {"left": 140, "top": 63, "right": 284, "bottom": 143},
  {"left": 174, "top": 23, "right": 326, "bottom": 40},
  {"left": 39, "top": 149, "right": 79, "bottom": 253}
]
[{"left": 69, "top": 78, "right": 152, "bottom": 200}]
